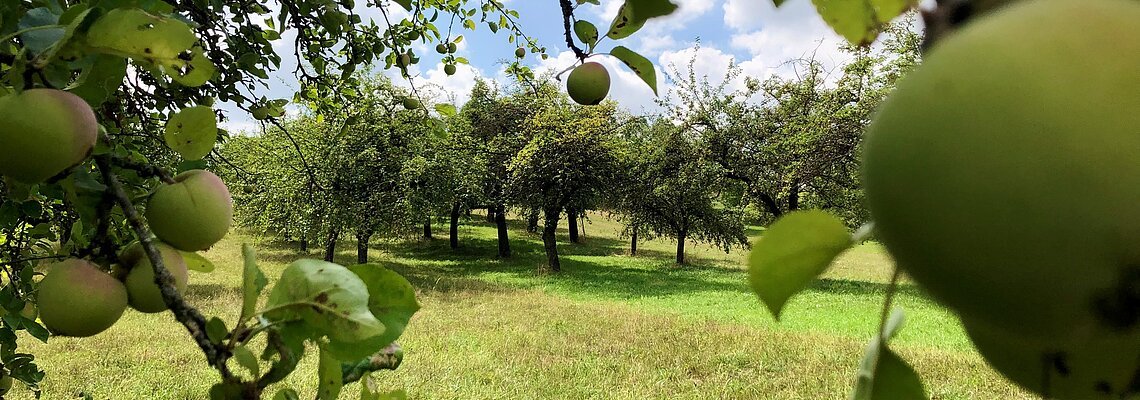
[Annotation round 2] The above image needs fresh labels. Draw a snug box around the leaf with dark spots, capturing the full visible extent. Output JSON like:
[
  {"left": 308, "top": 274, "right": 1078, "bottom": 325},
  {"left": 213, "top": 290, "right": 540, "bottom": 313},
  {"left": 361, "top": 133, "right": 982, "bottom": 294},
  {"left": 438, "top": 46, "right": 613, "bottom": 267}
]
[{"left": 262, "top": 259, "right": 385, "bottom": 344}]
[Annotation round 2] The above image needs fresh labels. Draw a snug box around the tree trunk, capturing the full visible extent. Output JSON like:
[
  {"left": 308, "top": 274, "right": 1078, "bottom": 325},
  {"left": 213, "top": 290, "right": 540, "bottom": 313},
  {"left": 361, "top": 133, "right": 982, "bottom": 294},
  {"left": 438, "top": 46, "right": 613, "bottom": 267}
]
[
  {"left": 757, "top": 192, "right": 783, "bottom": 218},
  {"left": 356, "top": 232, "right": 371, "bottom": 264},
  {"left": 630, "top": 227, "right": 638, "bottom": 256},
  {"left": 567, "top": 208, "right": 579, "bottom": 243},
  {"left": 787, "top": 180, "right": 801, "bottom": 212},
  {"left": 450, "top": 202, "right": 461, "bottom": 249},
  {"left": 423, "top": 218, "right": 432, "bottom": 239},
  {"left": 580, "top": 214, "right": 586, "bottom": 238},
  {"left": 486, "top": 207, "right": 496, "bottom": 223},
  {"left": 542, "top": 208, "right": 561, "bottom": 272},
  {"left": 675, "top": 227, "right": 687, "bottom": 265},
  {"left": 324, "top": 228, "right": 340, "bottom": 262},
  {"left": 495, "top": 204, "right": 511, "bottom": 258},
  {"left": 526, "top": 211, "right": 539, "bottom": 233},
  {"left": 300, "top": 238, "right": 308, "bottom": 253}
]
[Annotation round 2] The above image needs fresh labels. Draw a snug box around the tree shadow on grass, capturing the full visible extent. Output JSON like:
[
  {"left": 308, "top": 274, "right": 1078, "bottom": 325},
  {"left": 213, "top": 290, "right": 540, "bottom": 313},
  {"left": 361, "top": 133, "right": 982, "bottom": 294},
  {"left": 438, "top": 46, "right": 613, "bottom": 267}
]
[{"left": 806, "top": 278, "right": 934, "bottom": 301}]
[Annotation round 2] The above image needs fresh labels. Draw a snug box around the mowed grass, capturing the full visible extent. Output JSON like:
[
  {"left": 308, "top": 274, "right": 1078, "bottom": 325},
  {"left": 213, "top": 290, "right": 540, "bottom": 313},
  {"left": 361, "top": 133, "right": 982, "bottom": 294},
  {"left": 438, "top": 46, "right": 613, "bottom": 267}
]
[{"left": 10, "top": 213, "right": 1027, "bottom": 399}]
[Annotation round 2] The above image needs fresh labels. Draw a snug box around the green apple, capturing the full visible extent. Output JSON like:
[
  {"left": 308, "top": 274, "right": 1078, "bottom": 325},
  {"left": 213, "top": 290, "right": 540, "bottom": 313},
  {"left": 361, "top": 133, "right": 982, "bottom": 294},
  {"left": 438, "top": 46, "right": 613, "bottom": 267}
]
[
  {"left": 566, "top": 62, "right": 610, "bottom": 106},
  {"left": 435, "top": 43, "right": 447, "bottom": 54},
  {"left": 124, "top": 242, "right": 189, "bottom": 313},
  {"left": 0, "top": 89, "right": 98, "bottom": 183},
  {"left": 515, "top": 47, "right": 526, "bottom": 58},
  {"left": 37, "top": 259, "right": 127, "bottom": 337},
  {"left": 964, "top": 316, "right": 1140, "bottom": 398},
  {"left": 444, "top": 64, "right": 457, "bottom": 76},
  {"left": 447, "top": 43, "right": 456, "bottom": 54},
  {"left": 861, "top": 0, "right": 1140, "bottom": 339},
  {"left": 403, "top": 97, "right": 420, "bottom": 110},
  {"left": 146, "top": 170, "right": 234, "bottom": 251},
  {"left": 397, "top": 53, "right": 412, "bottom": 68}
]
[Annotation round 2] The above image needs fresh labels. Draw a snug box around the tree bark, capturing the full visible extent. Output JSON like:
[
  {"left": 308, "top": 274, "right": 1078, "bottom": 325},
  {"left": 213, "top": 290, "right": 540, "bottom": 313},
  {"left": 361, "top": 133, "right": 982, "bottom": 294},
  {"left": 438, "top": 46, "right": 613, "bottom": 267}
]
[
  {"left": 300, "top": 238, "right": 308, "bottom": 253},
  {"left": 450, "top": 202, "right": 461, "bottom": 249},
  {"left": 526, "top": 211, "right": 539, "bottom": 233},
  {"left": 787, "top": 180, "right": 801, "bottom": 212},
  {"left": 422, "top": 218, "right": 432, "bottom": 239},
  {"left": 356, "top": 231, "right": 371, "bottom": 264},
  {"left": 543, "top": 208, "right": 561, "bottom": 272},
  {"left": 630, "top": 227, "right": 638, "bottom": 256},
  {"left": 756, "top": 192, "right": 783, "bottom": 218},
  {"left": 495, "top": 204, "right": 511, "bottom": 258},
  {"left": 324, "top": 227, "right": 340, "bottom": 262},
  {"left": 675, "top": 227, "right": 687, "bottom": 265},
  {"left": 486, "top": 207, "right": 496, "bottom": 223},
  {"left": 567, "top": 208, "right": 579, "bottom": 243}
]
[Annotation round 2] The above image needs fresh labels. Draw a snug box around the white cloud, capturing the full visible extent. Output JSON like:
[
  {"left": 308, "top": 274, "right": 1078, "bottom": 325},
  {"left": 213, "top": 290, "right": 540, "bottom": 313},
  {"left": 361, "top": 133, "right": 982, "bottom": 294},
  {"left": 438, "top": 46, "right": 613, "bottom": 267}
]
[{"left": 409, "top": 62, "right": 486, "bottom": 106}]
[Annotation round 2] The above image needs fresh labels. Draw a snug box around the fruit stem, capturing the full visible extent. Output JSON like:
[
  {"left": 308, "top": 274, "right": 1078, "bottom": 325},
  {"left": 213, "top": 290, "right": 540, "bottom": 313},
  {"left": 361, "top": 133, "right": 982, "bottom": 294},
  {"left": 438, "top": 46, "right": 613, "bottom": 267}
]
[{"left": 94, "top": 155, "right": 235, "bottom": 381}]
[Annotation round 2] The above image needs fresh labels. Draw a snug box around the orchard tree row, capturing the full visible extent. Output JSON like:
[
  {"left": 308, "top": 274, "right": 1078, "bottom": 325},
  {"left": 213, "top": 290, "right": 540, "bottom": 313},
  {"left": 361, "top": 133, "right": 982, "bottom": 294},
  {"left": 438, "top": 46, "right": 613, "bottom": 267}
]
[{"left": 221, "top": 23, "right": 919, "bottom": 271}]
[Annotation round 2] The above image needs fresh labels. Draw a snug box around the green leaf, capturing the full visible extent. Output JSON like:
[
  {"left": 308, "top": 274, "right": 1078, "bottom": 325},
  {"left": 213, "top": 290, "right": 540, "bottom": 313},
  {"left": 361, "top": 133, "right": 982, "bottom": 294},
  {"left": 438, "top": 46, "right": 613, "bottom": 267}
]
[
  {"left": 609, "top": 46, "right": 657, "bottom": 95},
  {"left": 810, "top": 0, "right": 916, "bottom": 46},
  {"left": 852, "top": 310, "right": 928, "bottom": 400},
  {"left": 272, "top": 388, "right": 300, "bottom": 400},
  {"left": 578, "top": 0, "right": 601, "bottom": 4},
  {"left": 605, "top": 3, "right": 645, "bottom": 40},
  {"left": 392, "top": 0, "right": 412, "bottom": 11},
  {"left": 324, "top": 264, "right": 419, "bottom": 361},
  {"left": 573, "top": 20, "right": 599, "bottom": 50},
  {"left": 433, "top": 103, "right": 456, "bottom": 117},
  {"left": 317, "top": 346, "right": 343, "bottom": 400},
  {"left": 261, "top": 259, "right": 385, "bottom": 344},
  {"left": 748, "top": 210, "right": 851, "bottom": 319},
  {"left": 18, "top": 8, "right": 64, "bottom": 56},
  {"left": 205, "top": 317, "right": 227, "bottom": 344},
  {"left": 84, "top": 9, "right": 214, "bottom": 85},
  {"left": 164, "top": 106, "right": 217, "bottom": 161},
  {"left": 627, "top": 0, "right": 678, "bottom": 21},
  {"left": 771, "top": 0, "right": 787, "bottom": 6},
  {"left": 239, "top": 244, "right": 268, "bottom": 323},
  {"left": 167, "top": 46, "right": 216, "bottom": 87},
  {"left": 68, "top": 55, "right": 127, "bottom": 108},
  {"left": 85, "top": 9, "right": 197, "bottom": 61},
  {"left": 233, "top": 345, "right": 260, "bottom": 377},
  {"left": 179, "top": 250, "right": 216, "bottom": 273}
]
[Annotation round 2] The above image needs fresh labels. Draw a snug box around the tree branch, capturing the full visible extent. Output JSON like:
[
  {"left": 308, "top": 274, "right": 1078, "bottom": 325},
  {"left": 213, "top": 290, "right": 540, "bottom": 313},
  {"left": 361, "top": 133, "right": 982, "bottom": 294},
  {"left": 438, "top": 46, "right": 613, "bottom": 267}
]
[
  {"left": 94, "top": 155, "right": 233, "bottom": 380},
  {"left": 558, "top": 0, "right": 588, "bottom": 61}
]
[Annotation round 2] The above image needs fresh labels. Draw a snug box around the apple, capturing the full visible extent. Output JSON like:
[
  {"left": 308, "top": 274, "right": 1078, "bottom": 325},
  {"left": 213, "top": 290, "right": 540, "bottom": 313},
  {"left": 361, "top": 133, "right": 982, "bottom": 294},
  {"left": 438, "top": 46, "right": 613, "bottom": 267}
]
[
  {"left": 123, "top": 242, "right": 189, "bottom": 313},
  {"left": 403, "top": 97, "right": 421, "bottom": 110},
  {"left": 397, "top": 53, "right": 411, "bottom": 68},
  {"left": 37, "top": 259, "right": 127, "bottom": 337},
  {"left": 435, "top": 43, "right": 447, "bottom": 54},
  {"left": 861, "top": 0, "right": 1140, "bottom": 339},
  {"left": 0, "top": 89, "right": 97, "bottom": 183},
  {"left": 146, "top": 170, "right": 234, "bottom": 251},
  {"left": 566, "top": 62, "right": 610, "bottom": 106},
  {"left": 447, "top": 43, "right": 456, "bottom": 54},
  {"left": 964, "top": 317, "right": 1140, "bottom": 398},
  {"left": 515, "top": 47, "right": 526, "bottom": 58},
  {"left": 444, "top": 64, "right": 456, "bottom": 76}
]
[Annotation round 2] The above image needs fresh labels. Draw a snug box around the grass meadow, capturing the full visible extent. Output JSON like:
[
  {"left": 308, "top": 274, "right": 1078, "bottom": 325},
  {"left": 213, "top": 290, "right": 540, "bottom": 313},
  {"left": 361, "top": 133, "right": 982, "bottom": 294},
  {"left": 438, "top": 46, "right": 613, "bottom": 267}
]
[{"left": 9, "top": 213, "right": 1027, "bottom": 399}]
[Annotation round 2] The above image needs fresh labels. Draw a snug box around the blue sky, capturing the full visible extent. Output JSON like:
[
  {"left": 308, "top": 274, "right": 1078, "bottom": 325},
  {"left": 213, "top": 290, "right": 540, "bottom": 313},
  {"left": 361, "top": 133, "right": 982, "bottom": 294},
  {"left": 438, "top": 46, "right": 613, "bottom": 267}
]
[{"left": 220, "top": 0, "right": 925, "bottom": 132}]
